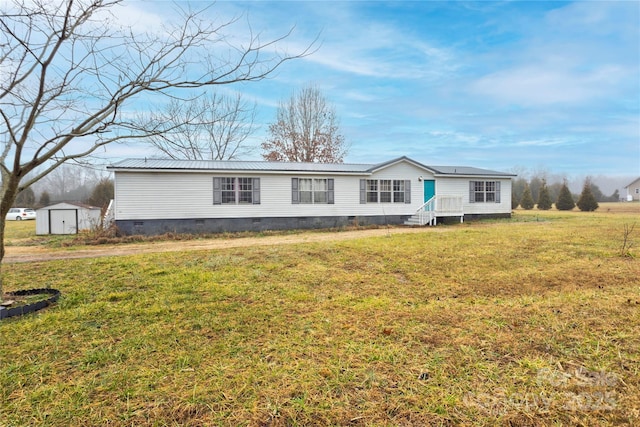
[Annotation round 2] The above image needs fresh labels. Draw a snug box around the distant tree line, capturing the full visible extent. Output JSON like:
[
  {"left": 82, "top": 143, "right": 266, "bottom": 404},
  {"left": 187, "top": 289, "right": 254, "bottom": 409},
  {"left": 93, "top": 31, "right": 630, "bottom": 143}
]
[
  {"left": 512, "top": 175, "right": 616, "bottom": 212},
  {"left": 13, "top": 164, "right": 114, "bottom": 212}
]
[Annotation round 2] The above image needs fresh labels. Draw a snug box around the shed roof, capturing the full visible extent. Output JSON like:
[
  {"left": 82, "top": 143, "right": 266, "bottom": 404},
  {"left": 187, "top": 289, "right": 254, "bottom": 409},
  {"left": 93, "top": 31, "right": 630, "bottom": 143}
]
[
  {"left": 107, "top": 156, "right": 515, "bottom": 177},
  {"left": 37, "top": 202, "right": 101, "bottom": 211}
]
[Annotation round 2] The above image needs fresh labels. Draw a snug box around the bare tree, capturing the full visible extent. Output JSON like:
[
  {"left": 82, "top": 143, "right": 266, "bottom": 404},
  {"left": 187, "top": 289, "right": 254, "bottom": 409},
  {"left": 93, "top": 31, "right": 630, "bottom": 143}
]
[
  {"left": 261, "top": 85, "right": 347, "bottom": 163},
  {"left": 143, "top": 91, "right": 257, "bottom": 160},
  {"left": 35, "top": 163, "right": 105, "bottom": 202},
  {"left": 0, "top": 0, "right": 312, "bottom": 300}
]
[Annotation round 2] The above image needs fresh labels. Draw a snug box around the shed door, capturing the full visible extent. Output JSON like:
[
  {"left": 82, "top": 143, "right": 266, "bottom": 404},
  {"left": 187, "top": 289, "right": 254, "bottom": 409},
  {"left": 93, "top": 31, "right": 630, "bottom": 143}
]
[
  {"left": 423, "top": 180, "right": 436, "bottom": 202},
  {"left": 50, "top": 209, "right": 78, "bottom": 234}
]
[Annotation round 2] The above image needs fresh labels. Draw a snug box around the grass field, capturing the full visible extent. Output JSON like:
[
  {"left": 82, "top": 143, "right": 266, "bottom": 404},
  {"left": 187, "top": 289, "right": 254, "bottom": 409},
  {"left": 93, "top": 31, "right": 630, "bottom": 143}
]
[{"left": 1, "top": 204, "right": 639, "bottom": 426}]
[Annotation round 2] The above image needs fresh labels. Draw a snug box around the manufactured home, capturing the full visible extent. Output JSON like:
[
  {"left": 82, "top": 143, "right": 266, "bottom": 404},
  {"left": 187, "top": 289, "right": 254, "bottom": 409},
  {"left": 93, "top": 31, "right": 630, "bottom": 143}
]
[
  {"left": 107, "top": 157, "right": 515, "bottom": 235},
  {"left": 624, "top": 177, "right": 640, "bottom": 201}
]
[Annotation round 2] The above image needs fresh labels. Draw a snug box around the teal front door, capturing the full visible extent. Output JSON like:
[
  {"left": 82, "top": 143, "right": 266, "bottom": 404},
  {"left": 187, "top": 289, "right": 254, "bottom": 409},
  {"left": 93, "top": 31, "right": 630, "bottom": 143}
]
[{"left": 424, "top": 180, "right": 435, "bottom": 202}]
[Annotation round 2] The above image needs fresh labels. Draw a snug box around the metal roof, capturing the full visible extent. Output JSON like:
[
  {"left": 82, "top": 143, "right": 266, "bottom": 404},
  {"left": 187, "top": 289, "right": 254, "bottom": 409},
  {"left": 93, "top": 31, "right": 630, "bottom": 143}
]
[
  {"left": 107, "top": 157, "right": 515, "bottom": 177},
  {"left": 428, "top": 166, "right": 517, "bottom": 177},
  {"left": 107, "top": 158, "right": 375, "bottom": 173}
]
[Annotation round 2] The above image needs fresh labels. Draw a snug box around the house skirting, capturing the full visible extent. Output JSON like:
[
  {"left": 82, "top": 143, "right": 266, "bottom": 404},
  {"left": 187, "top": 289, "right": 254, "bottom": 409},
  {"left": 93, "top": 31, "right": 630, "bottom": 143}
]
[
  {"left": 115, "top": 215, "right": 411, "bottom": 236},
  {"left": 434, "top": 212, "right": 510, "bottom": 225}
]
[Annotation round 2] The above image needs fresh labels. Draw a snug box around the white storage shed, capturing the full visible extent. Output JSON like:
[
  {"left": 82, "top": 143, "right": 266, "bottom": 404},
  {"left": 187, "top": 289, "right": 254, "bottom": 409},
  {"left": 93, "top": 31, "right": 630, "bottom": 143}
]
[{"left": 36, "top": 202, "right": 102, "bottom": 235}]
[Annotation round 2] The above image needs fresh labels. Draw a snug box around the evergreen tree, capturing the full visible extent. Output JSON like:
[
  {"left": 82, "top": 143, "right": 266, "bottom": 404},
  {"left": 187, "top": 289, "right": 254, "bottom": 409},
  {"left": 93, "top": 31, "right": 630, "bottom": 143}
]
[
  {"left": 87, "top": 179, "right": 114, "bottom": 209},
  {"left": 511, "top": 190, "right": 519, "bottom": 209},
  {"left": 511, "top": 177, "right": 527, "bottom": 209},
  {"left": 528, "top": 176, "right": 543, "bottom": 205},
  {"left": 588, "top": 182, "right": 605, "bottom": 202},
  {"left": 39, "top": 191, "right": 51, "bottom": 208},
  {"left": 577, "top": 179, "right": 599, "bottom": 212},
  {"left": 520, "top": 184, "right": 535, "bottom": 210},
  {"left": 556, "top": 181, "right": 575, "bottom": 211},
  {"left": 548, "top": 182, "right": 563, "bottom": 204},
  {"left": 609, "top": 189, "right": 620, "bottom": 202},
  {"left": 537, "top": 179, "right": 553, "bottom": 210}
]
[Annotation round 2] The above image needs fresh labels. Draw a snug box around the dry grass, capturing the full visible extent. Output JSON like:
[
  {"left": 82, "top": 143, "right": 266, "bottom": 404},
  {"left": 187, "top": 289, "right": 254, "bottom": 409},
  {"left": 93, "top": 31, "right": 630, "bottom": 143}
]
[{"left": 0, "top": 203, "right": 639, "bottom": 426}]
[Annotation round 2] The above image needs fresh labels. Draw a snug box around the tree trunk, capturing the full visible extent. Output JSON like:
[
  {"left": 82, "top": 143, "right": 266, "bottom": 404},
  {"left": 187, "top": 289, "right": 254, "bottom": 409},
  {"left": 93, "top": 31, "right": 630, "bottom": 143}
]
[
  {"left": 0, "top": 177, "right": 21, "bottom": 303},
  {"left": 0, "top": 220, "right": 5, "bottom": 304}
]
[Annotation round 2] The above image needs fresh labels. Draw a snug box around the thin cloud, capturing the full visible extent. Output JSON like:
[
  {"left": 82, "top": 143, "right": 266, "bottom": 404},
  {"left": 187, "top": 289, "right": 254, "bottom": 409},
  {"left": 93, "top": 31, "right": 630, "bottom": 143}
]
[
  {"left": 40, "top": 0, "right": 636, "bottom": 177},
  {"left": 471, "top": 64, "right": 630, "bottom": 106},
  {"left": 515, "top": 138, "right": 579, "bottom": 147}
]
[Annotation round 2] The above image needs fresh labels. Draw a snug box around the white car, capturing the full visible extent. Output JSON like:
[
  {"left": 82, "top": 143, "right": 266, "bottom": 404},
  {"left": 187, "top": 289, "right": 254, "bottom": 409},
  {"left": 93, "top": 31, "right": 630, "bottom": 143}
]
[{"left": 6, "top": 208, "right": 36, "bottom": 221}]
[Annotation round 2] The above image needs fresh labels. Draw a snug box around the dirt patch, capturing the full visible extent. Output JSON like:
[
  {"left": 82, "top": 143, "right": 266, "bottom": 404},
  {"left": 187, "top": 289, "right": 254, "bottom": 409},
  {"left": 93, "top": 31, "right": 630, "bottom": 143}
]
[{"left": 3, "top": 226, "right": 450, "bottom": 263}]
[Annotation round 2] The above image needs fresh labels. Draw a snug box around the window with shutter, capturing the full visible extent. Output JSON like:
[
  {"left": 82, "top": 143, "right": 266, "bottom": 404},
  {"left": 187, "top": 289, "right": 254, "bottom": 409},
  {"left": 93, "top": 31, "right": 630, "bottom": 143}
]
[
  {"left": 292, "top": 178, "right": 334, "bottom": 204},
  {"left": 470, "top": 180, "right": 501, "bottom": 203},
  {"left": 213, "top": 177, "right": 260, "bottom": 205}
]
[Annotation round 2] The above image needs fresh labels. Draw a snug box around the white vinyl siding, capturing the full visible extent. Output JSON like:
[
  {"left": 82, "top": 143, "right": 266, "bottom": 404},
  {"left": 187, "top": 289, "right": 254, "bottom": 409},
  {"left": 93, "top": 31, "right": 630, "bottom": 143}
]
[{"left": 437, "top": 177, "right": 511, "bottom": 215}]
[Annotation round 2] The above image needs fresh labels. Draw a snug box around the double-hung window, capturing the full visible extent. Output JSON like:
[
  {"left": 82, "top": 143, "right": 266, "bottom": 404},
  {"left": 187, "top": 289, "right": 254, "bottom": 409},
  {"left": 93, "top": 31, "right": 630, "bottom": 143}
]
[
  {"left": 380, "top": 180, "right": 392, "bottom": 203},
  {"left": 213, "top": 177, "right": 260, "bottom": 205},
  {"left": 360, "top": 179, "right": 411, "bottom": 204},
  {"left": 314, "top": 179, "right": 328, "bottom": 203},
  {"left": 292, "top": 178, "right": 334, "bottom": 204},
  {"left": 299, "top": 178, "right": 313, "bottom": 204},
  {"left": 366, "top": 180, "right": 378, "bottom": 203},
  {"left": 469, "top": 181, "right": 501, "bottom": 203},
  {"left": 221, "top": 178, "right": 236, "bottom": 204},
  {"left": 393, "top": 180, "right": 405, "bottom": 203}
]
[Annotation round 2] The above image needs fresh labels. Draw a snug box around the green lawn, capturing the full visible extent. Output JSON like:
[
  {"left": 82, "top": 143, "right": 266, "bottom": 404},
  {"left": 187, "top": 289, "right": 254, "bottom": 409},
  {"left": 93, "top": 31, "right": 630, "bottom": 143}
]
[{"left": 1, "top": 205, "right": 639, "bottom": 426}]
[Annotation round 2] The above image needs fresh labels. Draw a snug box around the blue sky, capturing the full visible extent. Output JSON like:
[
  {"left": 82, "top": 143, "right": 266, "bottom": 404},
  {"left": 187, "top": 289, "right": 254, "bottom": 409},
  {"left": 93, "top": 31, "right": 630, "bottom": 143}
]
[{"left": 113, "top": 1, "right": 639, "bottom": 180}]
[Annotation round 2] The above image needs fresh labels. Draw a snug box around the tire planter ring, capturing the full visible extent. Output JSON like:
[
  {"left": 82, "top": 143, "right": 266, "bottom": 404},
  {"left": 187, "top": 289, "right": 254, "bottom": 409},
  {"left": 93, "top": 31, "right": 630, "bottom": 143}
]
[{"left": 0, "top": 288, "right": 61, "bottom": 320}]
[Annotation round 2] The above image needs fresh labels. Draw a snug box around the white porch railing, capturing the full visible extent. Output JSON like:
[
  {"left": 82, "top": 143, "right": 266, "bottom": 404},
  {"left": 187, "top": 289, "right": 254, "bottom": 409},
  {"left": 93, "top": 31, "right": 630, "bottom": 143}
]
[
  {"left": 103, "top": 199, "right": 115, "bottom": 228},
  {"left": 415, "top": 196, "right": 437, "bottom": 226},
  {"left": 411, "top": 195, "right": 464, "bottom": 226},
  {"left": 437, "top": 195, "right": 464, "bottom": 216}
]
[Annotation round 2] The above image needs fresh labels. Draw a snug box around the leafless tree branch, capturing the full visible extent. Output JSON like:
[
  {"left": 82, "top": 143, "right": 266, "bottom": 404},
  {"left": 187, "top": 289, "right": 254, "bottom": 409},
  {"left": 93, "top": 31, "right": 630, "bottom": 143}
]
[
  {"left": 261, "top": 84, "right": 348, "bottom": 163},
  {"left": 0, "top": 0, "right": 315, "bottom": 298}
]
